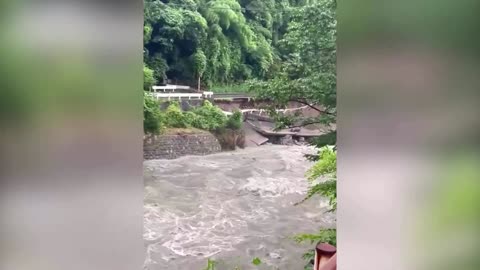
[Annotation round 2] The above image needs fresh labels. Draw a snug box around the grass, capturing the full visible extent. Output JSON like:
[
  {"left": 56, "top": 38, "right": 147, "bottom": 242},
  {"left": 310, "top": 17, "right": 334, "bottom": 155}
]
[
  {"left": 213, "top": 98, "right": 234, "bottom": 102},
  {"left": 209, "top": 83, "right": 250, "bottom": 93},
  {"left": 164, "top": 127, "right": 209, "bottom": 135}
]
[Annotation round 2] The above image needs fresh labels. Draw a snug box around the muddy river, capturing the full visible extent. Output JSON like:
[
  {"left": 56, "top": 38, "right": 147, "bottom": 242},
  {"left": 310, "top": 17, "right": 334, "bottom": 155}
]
[{"left": 144, "top": 145, "right": 335, "bottom": 270}]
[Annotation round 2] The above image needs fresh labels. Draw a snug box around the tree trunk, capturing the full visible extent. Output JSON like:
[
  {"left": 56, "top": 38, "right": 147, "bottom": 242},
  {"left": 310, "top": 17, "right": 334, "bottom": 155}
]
[
  {"left": 233, "top": 132, "right": 238, "bottom": 150},
  {"left": 197, "top": 76, "right": 201, "bottom": 92}
]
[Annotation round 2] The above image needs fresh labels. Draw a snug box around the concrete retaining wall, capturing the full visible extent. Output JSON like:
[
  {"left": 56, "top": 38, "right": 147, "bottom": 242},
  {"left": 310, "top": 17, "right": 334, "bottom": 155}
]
[{"left": 144, "top": 132, "right": 222, "bottom": 160}]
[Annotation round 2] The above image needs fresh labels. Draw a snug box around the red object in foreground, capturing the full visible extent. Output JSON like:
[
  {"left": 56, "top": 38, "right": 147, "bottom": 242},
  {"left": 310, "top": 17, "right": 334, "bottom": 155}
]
[{"left": 314, "top": 243, "right": 337, "bottom": 270}]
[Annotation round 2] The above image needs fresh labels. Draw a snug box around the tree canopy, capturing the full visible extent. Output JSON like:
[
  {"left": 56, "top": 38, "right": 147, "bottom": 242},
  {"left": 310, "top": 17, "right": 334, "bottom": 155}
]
[
  {"left": 143, "top": 0, "right": 311, "bottom": 87},
  {"left": 251, "top": 0, "right": 336, "bottom": 133}
]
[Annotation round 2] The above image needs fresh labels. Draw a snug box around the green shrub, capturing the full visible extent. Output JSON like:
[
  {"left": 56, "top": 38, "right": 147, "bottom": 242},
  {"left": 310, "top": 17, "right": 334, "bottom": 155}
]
[
  {"left": 164, "top": 102, "right": 189, "bottom": 128},
  {"left": 183, "top": 111, "right": 198, "bottom": 127},
  {"left": 203, "top": 259, "right": 216, "bottom": 270},
  {"left": 143, "top": 92, "right": 164, "bottom": 134},
  {"left": 190, "top": 114, "right": 210, "bottom": 130},
  {"left": 226, "top": 110, "right": 243, "bottom": 130},
  {"left": 293, "top": 229, "right": 337, "bottom": 270},
  {"left": 158, "top": 100, "right": 240, "bottom": 134},
  {"left": 210, "top": 83, "right": 250, "bottom": 93},
  {"left": 305, "top": 146, "right": 337, "bottom": 211},
  {"left": 143, "top": 65, "right": 156, "bottom": 91},
  {"left": 295, "top": 146, "right": 337, "bottom": 270},
  {"left": 191, "top": 100, "right": 227, "bottom": 131}
]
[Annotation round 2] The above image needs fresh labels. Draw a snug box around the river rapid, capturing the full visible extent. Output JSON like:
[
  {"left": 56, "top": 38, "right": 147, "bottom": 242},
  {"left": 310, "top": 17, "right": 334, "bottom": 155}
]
[{"left": 144, "top": 145, "right": 335, "bottom": 270}]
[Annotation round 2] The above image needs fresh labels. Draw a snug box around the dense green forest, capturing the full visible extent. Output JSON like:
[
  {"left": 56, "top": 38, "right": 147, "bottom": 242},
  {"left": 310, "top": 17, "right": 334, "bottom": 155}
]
[{"left": 143, "top": 0, "right": 335, "bottom": 90}]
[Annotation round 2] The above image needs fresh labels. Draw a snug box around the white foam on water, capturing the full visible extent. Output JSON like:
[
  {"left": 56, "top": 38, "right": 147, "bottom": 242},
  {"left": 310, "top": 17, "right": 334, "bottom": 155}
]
[
  {"left": 240, "top": 175, "right": 309, "bottom": 198},
  {"left": 196, "top": 160, "right": 224, "bottom": 169},
  {"left": 144, "top": 199, "right": 271, "bottom": 260},
  {"left": 143, "top": 145, "right": 332, "bottom": 268},
  {"left": 144, "top": 243, "right": 160, "bottom": 265},
  {"left": 154, "top": 172, "right": 203, "bottom": 179}
]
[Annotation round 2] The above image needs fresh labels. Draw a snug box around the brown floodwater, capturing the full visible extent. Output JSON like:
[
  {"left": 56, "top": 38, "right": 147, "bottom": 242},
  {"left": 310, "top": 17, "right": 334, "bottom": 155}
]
[{"left": 144, "top": 145, "right": 335, "bottom": 270}]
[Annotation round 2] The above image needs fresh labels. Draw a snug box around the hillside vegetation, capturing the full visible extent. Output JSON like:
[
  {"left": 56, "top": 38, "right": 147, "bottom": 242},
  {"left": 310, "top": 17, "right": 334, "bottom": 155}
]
[{"left": 144, "top": 0, "right": 324, "bottom": 89}]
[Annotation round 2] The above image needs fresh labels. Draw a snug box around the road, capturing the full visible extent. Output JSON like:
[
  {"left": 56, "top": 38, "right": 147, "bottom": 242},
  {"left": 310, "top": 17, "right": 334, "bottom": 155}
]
[{"left": 212, "top": 92, "right": 253, "bottom": 100}]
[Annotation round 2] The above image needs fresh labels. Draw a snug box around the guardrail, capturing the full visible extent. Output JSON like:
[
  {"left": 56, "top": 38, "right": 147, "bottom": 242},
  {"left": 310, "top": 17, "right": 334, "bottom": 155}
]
[
  {"left": 152, "top": 92, "right": 203, "bottom": 100},
  {"left": 151, "top": 85, "right": 191, "bottom": 92},
  {"left": 203, "top": 91, "right": 213, "bottom": 98}
]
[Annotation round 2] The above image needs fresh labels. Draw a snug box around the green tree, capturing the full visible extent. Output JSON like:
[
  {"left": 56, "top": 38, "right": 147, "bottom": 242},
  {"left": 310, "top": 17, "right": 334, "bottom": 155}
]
[
  {"left": 143, "top": 0, "right": 278, "bottom": 86},
  {"left": 192, "top": 49, "right": 207, "bottom": 90},
  {"left": 251, "top": 0, "right": 336, "bottom": 132},
  {"left": 144, "top": 65, "right": 157, "bottom": 90}
]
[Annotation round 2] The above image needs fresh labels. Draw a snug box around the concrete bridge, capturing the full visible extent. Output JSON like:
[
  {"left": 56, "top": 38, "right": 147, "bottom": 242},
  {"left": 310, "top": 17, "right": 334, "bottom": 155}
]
[{"left": 150, "top": 92, "right": 253, "bottom": 101}]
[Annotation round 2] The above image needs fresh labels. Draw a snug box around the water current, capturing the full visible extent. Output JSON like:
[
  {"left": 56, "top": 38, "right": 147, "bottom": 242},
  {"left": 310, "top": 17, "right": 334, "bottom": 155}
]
[{"left": 144, "top": 145, "right": 335, "bottom": 270}]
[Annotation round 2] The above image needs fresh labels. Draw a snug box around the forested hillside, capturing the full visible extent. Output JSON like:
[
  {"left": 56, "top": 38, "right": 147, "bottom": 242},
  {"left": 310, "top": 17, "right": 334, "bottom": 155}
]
[{"left": 143, "top": 0, "right": 333, "bottom": 89}]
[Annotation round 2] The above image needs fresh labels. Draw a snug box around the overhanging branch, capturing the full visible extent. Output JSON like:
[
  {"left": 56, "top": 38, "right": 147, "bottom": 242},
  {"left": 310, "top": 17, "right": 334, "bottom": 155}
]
[{"left": 289, "top": 98, "right": 335, "bottom": 116}]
